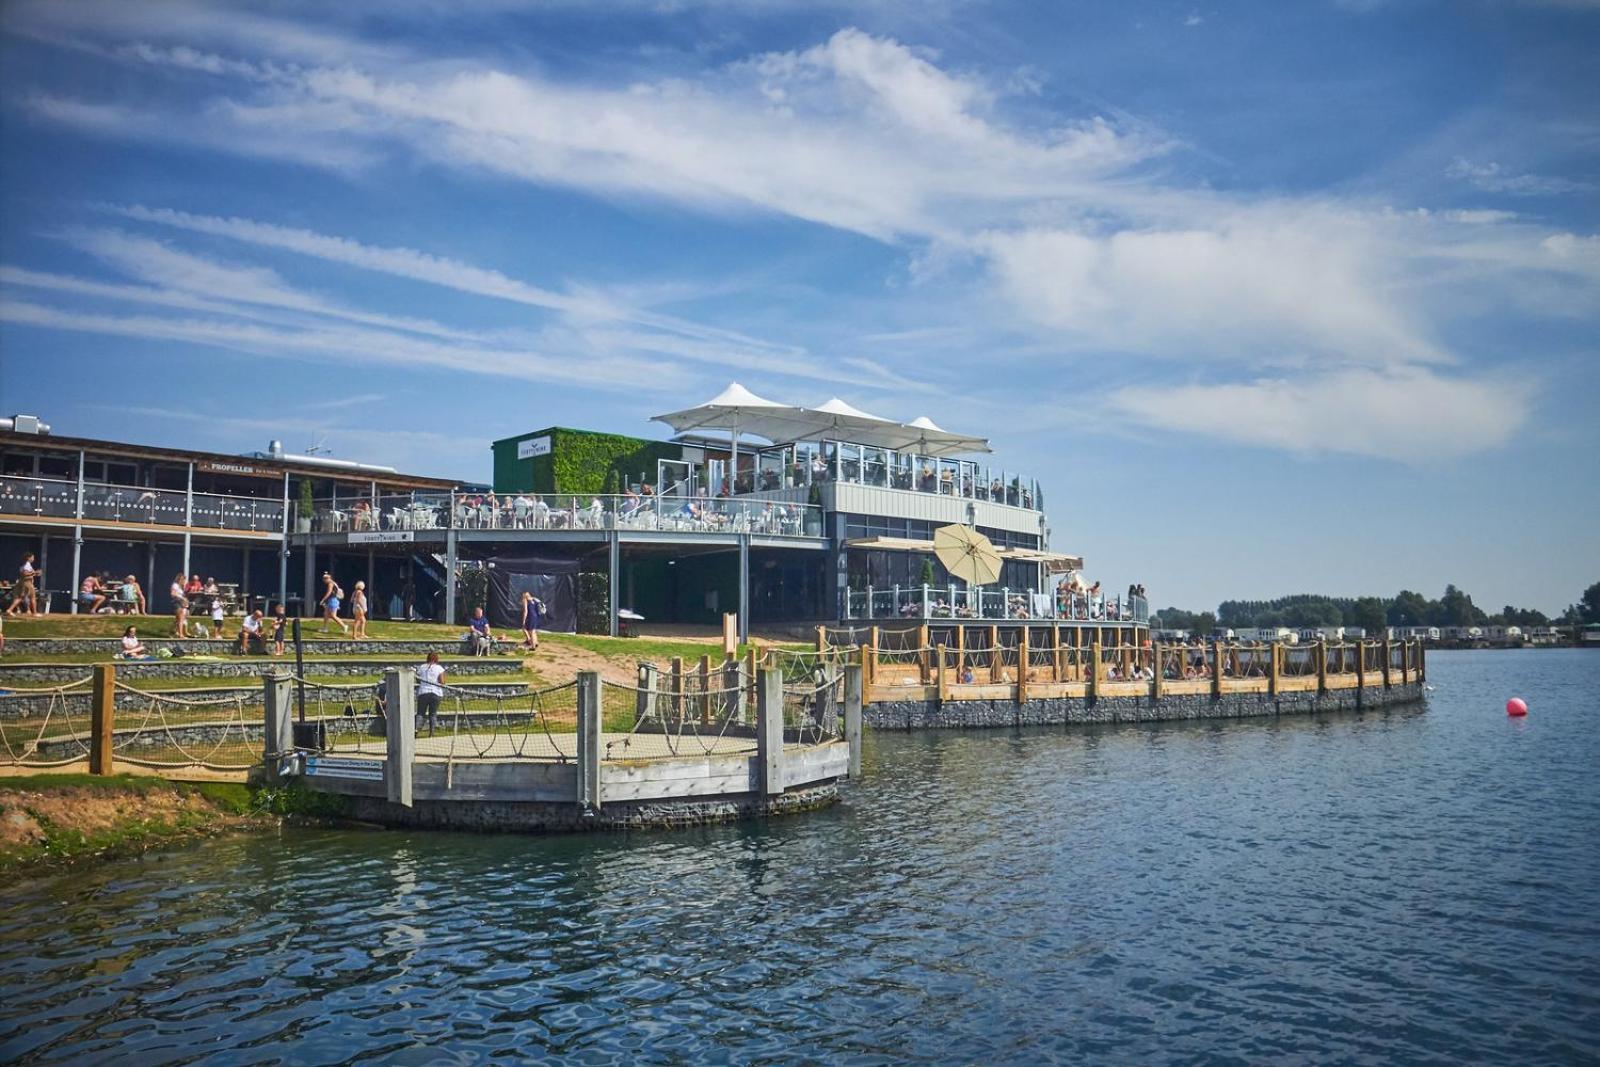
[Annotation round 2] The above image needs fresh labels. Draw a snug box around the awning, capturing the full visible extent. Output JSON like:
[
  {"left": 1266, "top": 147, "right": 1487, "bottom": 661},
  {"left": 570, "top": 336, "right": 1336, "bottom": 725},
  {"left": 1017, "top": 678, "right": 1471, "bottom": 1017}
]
[
  {"left": 1000, "top": 548, "right": 1083, "bottom": 572},
  {"left": 843, "top": 536, "right": 937, "bottom": 553}
]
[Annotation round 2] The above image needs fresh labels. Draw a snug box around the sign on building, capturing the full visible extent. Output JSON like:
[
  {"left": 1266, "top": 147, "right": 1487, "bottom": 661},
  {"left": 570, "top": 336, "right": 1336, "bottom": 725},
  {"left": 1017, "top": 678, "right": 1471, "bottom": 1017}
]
[
  {"left": 517, "top": 435, "right": 552, "bottom": 459},
  {"left": 349, "top": 531, "right": 415, "bottom": 544}
]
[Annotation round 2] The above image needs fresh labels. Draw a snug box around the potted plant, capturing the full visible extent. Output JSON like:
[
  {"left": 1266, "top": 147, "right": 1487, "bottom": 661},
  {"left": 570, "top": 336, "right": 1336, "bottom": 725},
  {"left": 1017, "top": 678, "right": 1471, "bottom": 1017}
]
[{"left": 296, "top": 480, "right": 314, "bottom": 533}]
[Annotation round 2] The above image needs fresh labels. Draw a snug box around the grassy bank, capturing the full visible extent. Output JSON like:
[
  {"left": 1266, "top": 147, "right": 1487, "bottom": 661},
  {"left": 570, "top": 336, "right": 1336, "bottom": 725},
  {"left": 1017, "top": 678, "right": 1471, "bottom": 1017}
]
[{"left": 0, "top": 773, "right": 351, "bottom": 874}]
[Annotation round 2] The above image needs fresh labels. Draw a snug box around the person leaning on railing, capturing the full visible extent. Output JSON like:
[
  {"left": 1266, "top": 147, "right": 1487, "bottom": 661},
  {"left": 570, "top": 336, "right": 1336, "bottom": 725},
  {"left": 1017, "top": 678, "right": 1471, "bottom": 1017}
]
[{"left": 416, "top": 652, "right": 446, "bottom": 736}]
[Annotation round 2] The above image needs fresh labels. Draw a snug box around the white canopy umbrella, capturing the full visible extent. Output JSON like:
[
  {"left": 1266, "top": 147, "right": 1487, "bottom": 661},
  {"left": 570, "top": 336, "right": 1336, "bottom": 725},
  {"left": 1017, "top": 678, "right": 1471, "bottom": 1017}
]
[
  {"left": 653, "top": 383, "right": 814, "bottom": 491},
  {"left": 905, "top": 415, "right": 992, "bottom": 457}
]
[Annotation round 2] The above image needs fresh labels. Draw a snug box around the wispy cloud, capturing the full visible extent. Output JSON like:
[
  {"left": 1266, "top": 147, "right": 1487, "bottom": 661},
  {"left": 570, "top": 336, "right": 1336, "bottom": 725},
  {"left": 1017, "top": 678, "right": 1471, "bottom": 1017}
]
[{"left": 1446, "top": 158, "right": 1593, "bottom": 197}]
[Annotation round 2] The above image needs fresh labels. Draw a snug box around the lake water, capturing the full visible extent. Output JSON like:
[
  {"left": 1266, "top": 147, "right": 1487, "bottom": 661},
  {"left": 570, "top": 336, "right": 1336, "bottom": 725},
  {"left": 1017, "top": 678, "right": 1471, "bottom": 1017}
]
[{"left": 3, "top": 649, "right": 1598, "bottom": 1064}]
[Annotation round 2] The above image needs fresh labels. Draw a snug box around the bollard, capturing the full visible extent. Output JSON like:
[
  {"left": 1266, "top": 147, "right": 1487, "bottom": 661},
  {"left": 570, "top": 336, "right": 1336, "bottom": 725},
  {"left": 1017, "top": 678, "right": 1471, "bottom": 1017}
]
[
  {"left": 263, "top": 672, "right": 294, "bottom": 768},
  {"left": 757, "top": 667, "right": 785, "bottom": 796},
  {"left": 576, "top": 670, "right": 602, "bottom": 811},
  {"left": 635, "top": 662, "right": 658, "bottom": 725},
  {"left": 844, "top": 663, "right": 863, "bottom": 779},
  {"left": 90, "top": 662, "right": 115, "bottom": 775}
]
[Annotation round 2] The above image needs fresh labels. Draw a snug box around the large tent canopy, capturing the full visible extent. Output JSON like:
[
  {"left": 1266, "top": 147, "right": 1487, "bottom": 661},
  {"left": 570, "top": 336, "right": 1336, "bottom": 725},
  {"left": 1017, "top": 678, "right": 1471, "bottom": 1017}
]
[{"left": 652, "top": 383, "right": 992, "bottom": 458}]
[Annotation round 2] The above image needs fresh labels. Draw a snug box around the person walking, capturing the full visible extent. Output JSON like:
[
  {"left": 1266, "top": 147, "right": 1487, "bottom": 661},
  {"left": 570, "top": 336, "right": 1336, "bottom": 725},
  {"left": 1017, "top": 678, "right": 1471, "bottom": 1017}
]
[
  {"left": 6, "top": 553, "right": 40, "bottom": 617},
  {"left": 415, "top": 651, "right": 446, "bottom": 736},
  {"left": 519, "top": 590, "right": 546, "bottom": 650},
  {"left": 319, "top": 572, "right": 348, "bottom": 635},
  {"left": 169, "top": 573, "right": 189, "bottom": 637},
  {"left": 351, "top": 581, "right": 369, "bottom": 639}
]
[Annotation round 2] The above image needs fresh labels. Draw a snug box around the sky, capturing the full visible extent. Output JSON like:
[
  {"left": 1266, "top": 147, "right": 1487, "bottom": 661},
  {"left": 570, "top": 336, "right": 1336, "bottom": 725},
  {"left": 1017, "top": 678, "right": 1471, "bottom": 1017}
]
[{"left": 0, "top": 0, "right": 1596, "bottom": 615}]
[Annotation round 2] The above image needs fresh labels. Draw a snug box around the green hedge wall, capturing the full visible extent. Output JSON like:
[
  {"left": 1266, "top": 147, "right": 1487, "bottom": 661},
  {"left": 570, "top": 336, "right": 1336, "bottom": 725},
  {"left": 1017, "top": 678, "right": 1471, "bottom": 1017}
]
[{"left": 493, "top": 428, "right": 680, "bottom": 494}]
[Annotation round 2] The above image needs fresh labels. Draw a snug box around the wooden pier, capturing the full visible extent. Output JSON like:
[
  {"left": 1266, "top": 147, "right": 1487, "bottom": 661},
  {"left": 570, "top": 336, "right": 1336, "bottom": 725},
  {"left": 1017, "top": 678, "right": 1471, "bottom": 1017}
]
[{"left": 844, "top": 623, "right": 1427, "bottom": 728}]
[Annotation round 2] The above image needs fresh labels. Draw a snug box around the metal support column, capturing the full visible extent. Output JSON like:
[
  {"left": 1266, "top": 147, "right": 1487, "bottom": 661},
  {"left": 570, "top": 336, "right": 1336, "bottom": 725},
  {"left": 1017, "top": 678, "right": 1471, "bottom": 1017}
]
[
  {"left": 181, "top": 461, "right": 194, "bottom": 582},
  {"left": 278, "top": 472, "right": 290, "bottom": 609},
  {"left": 737, "top": 534, "right": 750, "bottom": 644},
  {"left": 302, "top": 539, "right": 316, "bottom": 616},
  {"left": 443, "top": 528, "right": 458, "bottom": 625},
  {"left": 70, "top": 448, "right": 85, "bottom": 614},
  {"left": 607, "top": 532, "right": 620, "bottom": 637}
]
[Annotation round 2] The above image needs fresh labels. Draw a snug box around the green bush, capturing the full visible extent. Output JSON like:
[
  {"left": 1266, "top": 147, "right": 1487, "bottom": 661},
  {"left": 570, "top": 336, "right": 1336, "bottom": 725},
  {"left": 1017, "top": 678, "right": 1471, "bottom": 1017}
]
[{"left": 576, "top": 571, "right": 610, "bottom": 634}]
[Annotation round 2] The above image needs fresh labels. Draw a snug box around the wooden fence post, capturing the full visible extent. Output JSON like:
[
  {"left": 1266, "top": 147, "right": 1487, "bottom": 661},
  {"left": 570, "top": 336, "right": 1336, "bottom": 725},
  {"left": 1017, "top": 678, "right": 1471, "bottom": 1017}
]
[
  {"left": 1151, "top": 642, "right": 1164, "bottom": 699},
  {"left": 1088, "top": 639, "right": 1101, "bottom": 700},
  {"left": 757, "top": 668, "right": 785, "bottom": 796},
  {"left": 576, "top": 670, "right": 602, "bottom": 811},
  {"left": 1382, "top": 638, "right": 1393, "bottom": 688},
  {"left": 670, "top": 657, "right": 684, "bottom": 722},
  {"left": 1269, "top": 642, "right": 1281, "bottom": 696},
  {"left": 90, "top": 662, "right": 115, "bottom": 775},
  {"left": 1016, "top": 628, "right": 1029, "bottom": 703},
  {"left": 844, "top": 663, "right": 863, "bottom": 779},
  {"left": 698, "top": 654, "right": 712, "bottom": 726},
  {"left": 722, "top": 655, "right": 743, "bottom": 725},
  {"left": 383, "top": 667, "right": 415, "bottom": 808},
  {"left": 935, "top": 643, "right": 949, "bottom": 702},
  {"left": 815, "top": 625, "right": 826, "bottom": 653},
  {"left": 988, "top": 625, "right": 1001, "bottom": 683},
  {"left": 1316, "top": 640, "right": 1328, "bottom": 695}
]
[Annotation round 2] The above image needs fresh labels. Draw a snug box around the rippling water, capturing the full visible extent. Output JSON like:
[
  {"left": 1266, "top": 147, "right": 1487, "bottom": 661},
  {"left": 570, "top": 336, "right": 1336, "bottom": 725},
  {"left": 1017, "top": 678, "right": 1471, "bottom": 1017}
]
[{"left": 3, "top": 649, "right": 1599, "bottom": 1064}]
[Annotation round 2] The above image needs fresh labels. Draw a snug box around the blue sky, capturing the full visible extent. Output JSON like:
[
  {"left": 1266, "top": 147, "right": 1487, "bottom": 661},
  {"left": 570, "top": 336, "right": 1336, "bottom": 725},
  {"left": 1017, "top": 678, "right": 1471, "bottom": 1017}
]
[{"left": 0, "top": 0, "right": 1596, "bottom": 614}]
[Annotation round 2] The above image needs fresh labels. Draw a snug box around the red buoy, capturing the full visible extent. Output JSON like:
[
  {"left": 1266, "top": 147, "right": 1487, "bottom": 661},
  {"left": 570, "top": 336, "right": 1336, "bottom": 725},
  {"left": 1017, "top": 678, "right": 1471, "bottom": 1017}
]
[{"left": 1506, "top": 697, "right": 1528, "bottom": 717}]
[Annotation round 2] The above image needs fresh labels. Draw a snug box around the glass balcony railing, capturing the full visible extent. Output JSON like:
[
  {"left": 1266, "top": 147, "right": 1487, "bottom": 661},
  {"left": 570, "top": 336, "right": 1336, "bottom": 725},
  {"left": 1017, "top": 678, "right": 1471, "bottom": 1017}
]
[
  {"left": 0, "top": 475, "right": 285, "bottom": 533},
  {"left": 309, "top": 493, "right": 825, "bottom": 538},
  {"left": 844, "top": 584, "right": 1149, "bottom": 624},
  {"left": 716, "top": 439, "right": 1045, "bottom": 511}
]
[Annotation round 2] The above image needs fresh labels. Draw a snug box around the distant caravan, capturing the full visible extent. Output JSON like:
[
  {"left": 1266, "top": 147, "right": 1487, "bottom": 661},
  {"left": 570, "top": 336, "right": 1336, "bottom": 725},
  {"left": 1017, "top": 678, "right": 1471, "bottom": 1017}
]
[
  {"left": 1297, "top": 626, "right": 1344, "bottom": 643},
  {"left": 1389, "top": 626, "right": 1441, "bottom": 642},
  {"left": 1235, "top": 627, "right": 1298, "bottom": 645}
]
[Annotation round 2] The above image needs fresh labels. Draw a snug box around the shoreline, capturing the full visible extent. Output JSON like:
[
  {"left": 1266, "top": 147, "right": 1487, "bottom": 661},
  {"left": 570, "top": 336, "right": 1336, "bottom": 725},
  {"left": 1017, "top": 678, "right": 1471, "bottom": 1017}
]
[{"left": 0, "top": 773, "right": 351, "bottom": 876}]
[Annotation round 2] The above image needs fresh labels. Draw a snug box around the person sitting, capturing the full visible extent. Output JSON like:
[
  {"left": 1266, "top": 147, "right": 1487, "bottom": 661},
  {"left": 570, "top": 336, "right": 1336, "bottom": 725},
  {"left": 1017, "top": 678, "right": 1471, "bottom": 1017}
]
[
  {"left": 467, "top": 607, "right": 495, "bottom": 656},
  {"left": 237, "top": 609, "right": 265, "bottom": 654},
  {"left": 78, "top": 574, "right": 107, "bottom": 614},
  {"left": 119, "top": 575, "right": 145, "bottom": 613},
  {"left": 120, "top": 626, "right": 147, "bottom": 658}
]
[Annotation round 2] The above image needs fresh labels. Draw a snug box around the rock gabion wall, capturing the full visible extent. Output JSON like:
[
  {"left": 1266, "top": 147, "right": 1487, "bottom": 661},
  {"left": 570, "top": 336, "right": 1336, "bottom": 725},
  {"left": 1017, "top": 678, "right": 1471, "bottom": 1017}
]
[{"left": 865, "top": 682, "right": 1425, "bottom": 729}]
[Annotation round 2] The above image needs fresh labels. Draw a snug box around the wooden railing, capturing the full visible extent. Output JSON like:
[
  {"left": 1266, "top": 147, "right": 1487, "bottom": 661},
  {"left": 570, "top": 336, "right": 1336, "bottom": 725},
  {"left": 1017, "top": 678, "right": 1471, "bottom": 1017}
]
[{"left": 858, "top": 635, "right": 1426, "bottom": 705}]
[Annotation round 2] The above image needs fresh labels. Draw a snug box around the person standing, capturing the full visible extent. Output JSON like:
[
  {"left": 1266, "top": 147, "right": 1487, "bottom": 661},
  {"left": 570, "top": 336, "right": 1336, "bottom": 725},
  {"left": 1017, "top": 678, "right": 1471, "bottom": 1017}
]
[
  {"left": 210, "top": 592, "right": 227, "bottom": 640},
  {"left": 270, "top": 603, "right": 288, "bottom": 656},
  {"left": 6, "top": 553, "right": 39, "bottom": 617},
  {"left": 351, "top": 581, "right": 369, "bottom": 639},
  {"left": 170, "top": 573, "right": 189, "bottom": 637},
  {"left": 519, "top": 590, "right": 546, "bottom": 651},
  {"left": 319, "top": 572, "right": 348, "bottom": 635},
  {"left": 415, "top": 651, "right": 446, "bottom": 735}
]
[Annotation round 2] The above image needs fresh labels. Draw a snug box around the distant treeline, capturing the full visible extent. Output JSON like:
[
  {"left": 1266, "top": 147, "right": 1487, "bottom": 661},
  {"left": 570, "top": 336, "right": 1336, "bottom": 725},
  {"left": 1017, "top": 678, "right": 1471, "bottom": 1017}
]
[{"left": 1154, "top": 581, "right": 1600, "bottom": 635}]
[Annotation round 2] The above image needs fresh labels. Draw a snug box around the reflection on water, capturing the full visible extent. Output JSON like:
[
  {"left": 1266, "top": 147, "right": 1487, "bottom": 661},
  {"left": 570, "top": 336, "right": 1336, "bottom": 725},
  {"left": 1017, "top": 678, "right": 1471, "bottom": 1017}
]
[{"left": 3, "top": 650, "right": 1599, "bottom": 1063}]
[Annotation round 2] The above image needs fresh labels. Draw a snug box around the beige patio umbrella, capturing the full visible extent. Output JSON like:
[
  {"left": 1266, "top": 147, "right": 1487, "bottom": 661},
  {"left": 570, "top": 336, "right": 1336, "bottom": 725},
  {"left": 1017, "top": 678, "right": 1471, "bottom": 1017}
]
[{"left": 933, "top": 524, "right": 1003, "bottom": 587}]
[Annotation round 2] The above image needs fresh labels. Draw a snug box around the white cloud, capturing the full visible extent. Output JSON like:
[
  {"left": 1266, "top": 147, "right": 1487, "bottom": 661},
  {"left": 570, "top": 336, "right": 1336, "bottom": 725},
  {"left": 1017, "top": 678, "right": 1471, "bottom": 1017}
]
[
  {"left": 1446, "top": 158, "right": 1593, "bottom": 197},
  {"left": 1109, "top": 367, "right": 1529, "bottom": 460},
  {"left": 976, "top": 213, "right": 1441, "bottom": 366},
  {"left": 6, "top": 16, "right": 1596, "bottom": 461}
]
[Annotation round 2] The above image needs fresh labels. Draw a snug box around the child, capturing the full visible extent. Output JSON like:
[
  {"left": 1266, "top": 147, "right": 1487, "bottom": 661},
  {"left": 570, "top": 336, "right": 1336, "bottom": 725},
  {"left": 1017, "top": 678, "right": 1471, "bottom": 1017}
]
[
  {"left": 210, "top": 595, "right": 226, "bottom": 640},
  {"left": 271, "top": 604, "right": 287, "bottom": 656}
]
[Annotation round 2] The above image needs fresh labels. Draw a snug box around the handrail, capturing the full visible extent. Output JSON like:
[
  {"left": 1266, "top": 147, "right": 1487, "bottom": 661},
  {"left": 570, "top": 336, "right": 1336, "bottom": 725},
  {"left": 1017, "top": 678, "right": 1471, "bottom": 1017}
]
[
  {"left": 844, "top": 584, "right": 1149, "bottom": 624},
  {"left": 311, "top": 492, "right": 826, "bottom": 537}
]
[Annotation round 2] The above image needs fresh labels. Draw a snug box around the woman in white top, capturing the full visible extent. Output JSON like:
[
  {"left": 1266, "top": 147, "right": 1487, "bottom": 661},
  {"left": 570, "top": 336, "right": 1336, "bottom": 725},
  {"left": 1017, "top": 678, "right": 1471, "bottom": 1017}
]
[
  {"left": 415, "top": 651, "right": 446, "bottom": 735},
  {"left": 121, "top": 626, "right": 147, "bottom": 657},
  {"left": 169, "top": 574, "right": 189, "bottom": 637},
  {"left": 351, "top": 581, "right": 369, "bottom": 639}
]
